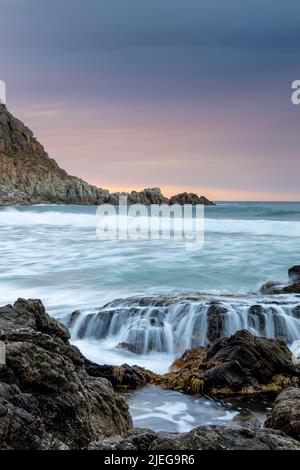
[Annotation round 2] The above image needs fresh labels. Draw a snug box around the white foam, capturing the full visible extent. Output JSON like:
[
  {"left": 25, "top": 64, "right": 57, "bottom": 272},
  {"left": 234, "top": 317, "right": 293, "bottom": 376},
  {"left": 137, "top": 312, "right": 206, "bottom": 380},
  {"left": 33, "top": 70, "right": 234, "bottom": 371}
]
[{"left": 1, "top": 207, "right": 300, "bottom": 237}]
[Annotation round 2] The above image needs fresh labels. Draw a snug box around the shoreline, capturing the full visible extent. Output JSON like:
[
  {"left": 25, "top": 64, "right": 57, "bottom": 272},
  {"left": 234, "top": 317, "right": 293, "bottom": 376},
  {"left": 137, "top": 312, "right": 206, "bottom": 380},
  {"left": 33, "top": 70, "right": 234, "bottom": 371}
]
[{"left": 0, "top": 297, "right": 299, "bottom": 449}]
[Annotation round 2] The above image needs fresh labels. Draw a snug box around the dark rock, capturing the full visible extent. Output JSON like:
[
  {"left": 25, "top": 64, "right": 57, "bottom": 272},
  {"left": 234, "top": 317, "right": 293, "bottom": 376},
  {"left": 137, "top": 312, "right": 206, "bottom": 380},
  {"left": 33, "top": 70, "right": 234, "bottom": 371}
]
[
  {"left": 288, "top": 266, "right": 300, "bottom": 283},
  {"left": 156, "top": 330, "right": 299, "bottom": 397},
  {"left": 0, "top": 104, "right": 110, "bottom": 205},
  {"left": 0, "top": 398, "right": 66, "bottom": 450},
  {"left": 0, "top": 299, "right": 132, "bottom": 449},
  {"left": 117, "top": 342, "right": 139, "bottom": 354},
  {"left": 260, "top": 282, "right": 282, "bottom": 295},
  {"left": 293, "top": 305, "right": 300, "bottom": 319},
  {"left": 248, "top": 305, "right": 266, "bottom": 334},
  {"left": 90, "top": 425, "right": 300, "bottom": 450},
  {"left": 1, "top": 105, "right": 213, "bottom": 206},
  {"left": 282, "top": 283, "right": 300, "bottom": 294},
  {"left": 66, "top": 310, "right": 81, "bottom": 328},
  {"left": 168, "top": 192, "right": 215, "bottom": 205},
  {"left": 83, "top": 361, "right": 156, "bottom": 390},
  {"left": 206, "top": 303, "right": 228, "bottom": 343},
  {"left": 265, "top": 387, "right": 300, "bottom": 441},
  {"left": 260, "top": 266, "right": 300, "bottom": 295}
]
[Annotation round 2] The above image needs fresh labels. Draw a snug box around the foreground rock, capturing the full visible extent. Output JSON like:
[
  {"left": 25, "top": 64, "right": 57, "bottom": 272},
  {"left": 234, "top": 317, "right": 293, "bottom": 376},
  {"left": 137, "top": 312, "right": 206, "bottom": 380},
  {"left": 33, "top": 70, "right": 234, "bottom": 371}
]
[
  {"left": 0, "top": 299, "right": 132, "bottom": 449},
  {"left": 155, "top": 330, "right": 299, "bottom": 397},
  {"left": 265, "top": 388, "right": 300, "bottom": 441},
  {"left": 90, "top": 425, "right": 300, "bottom": 450},
  {"left": 0, "top": 103, "right": 214, "bottom": 206}
]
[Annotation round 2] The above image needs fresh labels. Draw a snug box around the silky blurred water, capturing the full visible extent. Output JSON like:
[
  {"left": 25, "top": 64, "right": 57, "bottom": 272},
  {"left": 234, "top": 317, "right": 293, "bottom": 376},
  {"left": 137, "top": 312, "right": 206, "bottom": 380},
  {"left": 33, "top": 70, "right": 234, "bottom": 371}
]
[
  {"left": 0, "top": 202, "right": 299, "bottom": 316},
  {"left": 1, "top": 201, "right": 298, "bottom": 431},
  {"left": 127, "top": 386, "right": 269, "bottom": 433}
]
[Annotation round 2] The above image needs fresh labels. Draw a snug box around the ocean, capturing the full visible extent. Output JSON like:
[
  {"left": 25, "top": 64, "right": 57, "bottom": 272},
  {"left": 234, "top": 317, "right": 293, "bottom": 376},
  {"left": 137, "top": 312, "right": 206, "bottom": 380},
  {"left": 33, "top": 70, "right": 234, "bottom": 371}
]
[
  {"left": 1, "top": 201, "right": 299, "bottom": 431},
  {"left": 1, "top": 201, "right": 299, "bottom": 312}
]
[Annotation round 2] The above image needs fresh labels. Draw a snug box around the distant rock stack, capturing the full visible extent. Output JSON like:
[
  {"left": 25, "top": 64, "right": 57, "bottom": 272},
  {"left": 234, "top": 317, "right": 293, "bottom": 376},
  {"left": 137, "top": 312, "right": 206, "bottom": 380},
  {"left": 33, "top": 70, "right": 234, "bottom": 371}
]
[{"left": 0, "top": 103, "right": 215, "bottom": 206}]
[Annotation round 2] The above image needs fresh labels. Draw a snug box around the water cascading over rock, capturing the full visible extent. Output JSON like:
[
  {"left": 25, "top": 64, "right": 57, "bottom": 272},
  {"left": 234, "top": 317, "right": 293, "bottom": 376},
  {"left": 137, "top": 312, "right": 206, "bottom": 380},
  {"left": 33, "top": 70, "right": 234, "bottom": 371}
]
[{"left": 66, "top": 294, "right": 300, "bottom": 355}]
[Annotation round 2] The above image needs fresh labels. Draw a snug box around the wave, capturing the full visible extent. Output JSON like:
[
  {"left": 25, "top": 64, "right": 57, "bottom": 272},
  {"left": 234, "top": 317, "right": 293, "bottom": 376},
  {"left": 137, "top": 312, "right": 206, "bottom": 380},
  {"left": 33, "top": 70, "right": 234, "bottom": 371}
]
[
  {"left": 0, "top": 208, "right": 97, "bottom": 227},
  {"left": 205, "top": 218, "right": 300, "bottom": 237},
  {"left": 1, "top": 207, "right": 300, "bottom": 237}
]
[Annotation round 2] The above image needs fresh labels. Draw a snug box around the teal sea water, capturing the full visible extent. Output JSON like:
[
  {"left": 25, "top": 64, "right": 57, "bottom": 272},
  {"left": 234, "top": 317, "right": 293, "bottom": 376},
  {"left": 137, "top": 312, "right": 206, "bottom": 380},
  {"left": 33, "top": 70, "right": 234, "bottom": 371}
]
[
  {"left": 1, "top": 201, "right": 299, "bottom": 431},
  {"left": 0, "top": 201, "right": 299, "bottom": 314}
]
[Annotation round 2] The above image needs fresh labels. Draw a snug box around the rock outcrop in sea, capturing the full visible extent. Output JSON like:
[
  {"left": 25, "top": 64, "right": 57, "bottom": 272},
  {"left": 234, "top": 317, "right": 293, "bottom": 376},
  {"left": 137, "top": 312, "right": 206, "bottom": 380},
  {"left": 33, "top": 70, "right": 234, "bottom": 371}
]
[
  {"left": 261, "top": 265, "right": 300, "bottom": 295},
  {"left": 154, "top": 330, "right": 299, "bottom": 397},
  {"left": 0, "top": 104, "right": 214, "bottom": 206}
]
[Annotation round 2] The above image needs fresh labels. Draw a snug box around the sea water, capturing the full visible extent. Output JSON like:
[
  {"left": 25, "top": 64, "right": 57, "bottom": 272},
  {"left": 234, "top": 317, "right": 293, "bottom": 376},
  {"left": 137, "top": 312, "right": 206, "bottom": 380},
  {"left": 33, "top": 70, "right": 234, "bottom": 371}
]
[{"left": 0, "top": 202, "right": 299, "bottom": 430}]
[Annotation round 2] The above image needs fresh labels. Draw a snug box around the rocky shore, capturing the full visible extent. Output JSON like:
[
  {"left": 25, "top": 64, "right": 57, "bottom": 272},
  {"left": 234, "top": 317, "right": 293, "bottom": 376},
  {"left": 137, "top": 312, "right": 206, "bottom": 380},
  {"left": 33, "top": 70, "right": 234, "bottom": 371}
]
[
  {"left": 0, "top": 299, "right": 132, "bottom": 449},
  {"left": 0, "top": 104, "right": 214, "bottom": 206},
  {"left": 0, "top": 297, "right": 300, "bottom": 450}
]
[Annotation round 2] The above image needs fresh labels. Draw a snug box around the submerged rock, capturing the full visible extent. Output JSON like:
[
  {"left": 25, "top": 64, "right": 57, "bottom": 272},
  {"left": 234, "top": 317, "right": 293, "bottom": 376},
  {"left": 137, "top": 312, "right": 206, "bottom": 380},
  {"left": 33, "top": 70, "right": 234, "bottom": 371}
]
[
  {"left": 156, "top": 330, "right": 299, "bottom": 397},
  {"left": 89, "top": 425, "right": 300, "bottom": 450},
  {"left": 265, "top": 387, "right": 300, "bottom": 441},
  {"left": 0, "top": 299, "right": 132, "bottom": 449}
]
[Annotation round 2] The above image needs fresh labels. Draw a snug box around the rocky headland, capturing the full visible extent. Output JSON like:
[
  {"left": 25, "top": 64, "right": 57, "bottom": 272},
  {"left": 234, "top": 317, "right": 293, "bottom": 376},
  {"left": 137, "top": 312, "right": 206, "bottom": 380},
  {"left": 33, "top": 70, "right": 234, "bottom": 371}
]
[{"left": 0, "top": 104, "right": 214, "bottom": 206}]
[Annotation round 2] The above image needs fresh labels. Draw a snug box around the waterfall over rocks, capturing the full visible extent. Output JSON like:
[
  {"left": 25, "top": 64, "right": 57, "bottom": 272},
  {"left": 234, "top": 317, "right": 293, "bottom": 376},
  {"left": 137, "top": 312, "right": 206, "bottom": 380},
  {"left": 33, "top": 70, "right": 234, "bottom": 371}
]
[{"left": 66, "top": 294, "right": 300, "bottom": 355}]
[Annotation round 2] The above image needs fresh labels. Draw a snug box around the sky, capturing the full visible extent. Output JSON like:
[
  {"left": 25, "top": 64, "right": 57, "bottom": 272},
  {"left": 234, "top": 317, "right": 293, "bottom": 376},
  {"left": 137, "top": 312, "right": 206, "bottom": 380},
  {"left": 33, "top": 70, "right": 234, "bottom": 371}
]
[{"left": 1, "top": 0, "right": 300, "bottom": 200}]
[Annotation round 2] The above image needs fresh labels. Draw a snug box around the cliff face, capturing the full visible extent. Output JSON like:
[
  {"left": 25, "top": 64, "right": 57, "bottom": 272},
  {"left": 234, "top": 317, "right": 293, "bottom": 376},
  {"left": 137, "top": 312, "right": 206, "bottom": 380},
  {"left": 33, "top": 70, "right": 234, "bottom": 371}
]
[
  {"left": 0, "top": 104, "right": 110, "bottom": 205},
  {"left": 0, "top": 104, "right": 215, "bottom": 206}
]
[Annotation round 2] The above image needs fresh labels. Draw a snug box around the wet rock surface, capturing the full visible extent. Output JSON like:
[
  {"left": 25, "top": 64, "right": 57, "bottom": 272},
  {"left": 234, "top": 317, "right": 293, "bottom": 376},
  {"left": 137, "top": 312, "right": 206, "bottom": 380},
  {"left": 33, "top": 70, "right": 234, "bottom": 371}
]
[
  {"left": 265, "top": 387, "right": 300, "bottom": 441},
  {"left": 156, "top": 330, "right": 299, "bottom": 396},
  {"left": 261, "top": 266, "right": 300, "bottom": 295},
  {"left": 0, "top": 299, "right": 132, "bottom": 449},
  {"left": 83, "top": 361, "right": 156, "bottom": 390},
  {"left": 89, "top": 425, "right": 300, "bottom": 450}
]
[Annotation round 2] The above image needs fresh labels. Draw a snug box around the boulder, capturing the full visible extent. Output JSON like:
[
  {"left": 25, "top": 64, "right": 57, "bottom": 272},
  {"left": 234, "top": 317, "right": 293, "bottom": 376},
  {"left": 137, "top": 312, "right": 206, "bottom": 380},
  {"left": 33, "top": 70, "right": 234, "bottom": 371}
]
[
  {"left": 0, "top": 299, "right": 132, "bottom": 449},
  {"left": 206, "top": 303, "right": 228, "bottom": 342},
  {"left": 265, "top": 387, "right": 300, "bottom": 441},
  {"left": 89, "top": 425, "right": 300, "bottom": 450},
  {"left": 156, "top": 330, "right": 299, "bottom": 396},
  {"left": 83, "top": 361, "right": 156, "bottom": 390}
]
